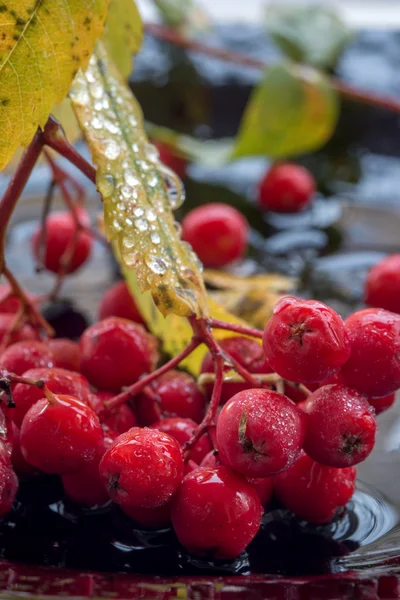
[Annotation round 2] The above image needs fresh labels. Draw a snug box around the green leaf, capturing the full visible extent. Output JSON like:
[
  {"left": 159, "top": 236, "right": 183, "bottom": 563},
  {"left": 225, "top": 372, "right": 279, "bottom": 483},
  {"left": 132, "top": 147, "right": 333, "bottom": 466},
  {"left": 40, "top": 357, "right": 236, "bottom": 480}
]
[
  {"left": 0, "top": 0, "right": 110, "bottom": 171},
  {"left": 103, "top": 0, "right": 143, "bottom": 79},
  {"left": 70, "top": 41, "right": 208, "bottom": 319},
  {"left": 153, "top": 0, "right": 210, "bottom": 35},
  {"left": 232, "top": 62, "right": 339, "bottom": 160},
  {"left": 266, "top": 4, "right": 353, "bottom": 70}
]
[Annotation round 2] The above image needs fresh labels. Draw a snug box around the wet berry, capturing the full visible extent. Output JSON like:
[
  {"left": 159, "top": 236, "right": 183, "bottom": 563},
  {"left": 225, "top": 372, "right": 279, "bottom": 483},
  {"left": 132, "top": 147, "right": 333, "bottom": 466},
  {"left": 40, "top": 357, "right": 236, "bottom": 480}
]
[
  {"left": 369, "top": 393, "right": 396, "bottom": 415},
  {"left": 182, "top": 203, "right": 249, "bottom": 268},
  {"left": 216, "top": 388, "right": 305, "bottom": 477},
  {"left": 80, "top": 317, "right": 158, "bottom": 392},
  {"left": 10, "top": 422, "right": 36, "bottom": 475},
  {"left": 365, "top": 254, "right": 400, "bottom": 314},
  {"left": 151, "top": 417, "right": 212, "bottom": 464},
  {"left": 20, "top": 393, "right": 103, "bottom": 474},
  {"left": 274, "top": 452, "right": 356, "bottom": 524},
  {"left": 122, "top": 501, "right": 172, "bottom": 529},
  {"left": 0, "top": 313, "right": 37, "bottom": 347},
  {"left": 171, "top": 466, "right": 263, "bottom": 559},
  {"left": 32, "top": 210, "right": 92, "bottom": 274},
  {"left": 341, "top": 308, "right": 400, "bottom": 397},
  {"left": 48, "top": 339, "right": 80, "bottom": 371},
  {"left": 0, "top": 340, "right": 54, "bottom": 375},
  {"left": 263, "top": 297, "right": 350, "bottom": 383},
  {"left": 96, "top": 392, "right": 137, "bottom": 434},
  {"left": 98, "top": 280, "right": 144, "bottom": 325},
  {"left": 258, "top": 162, "right": 315, "bottom": 213},
  {"left": 299, "top": 384, "right": 376, "bottom": 467},
  {"left": 12, "top": 367, "right": 93, "bottom": 427},
  {"left": 99, "top": 427, "right": 183, "bottom": 509}
]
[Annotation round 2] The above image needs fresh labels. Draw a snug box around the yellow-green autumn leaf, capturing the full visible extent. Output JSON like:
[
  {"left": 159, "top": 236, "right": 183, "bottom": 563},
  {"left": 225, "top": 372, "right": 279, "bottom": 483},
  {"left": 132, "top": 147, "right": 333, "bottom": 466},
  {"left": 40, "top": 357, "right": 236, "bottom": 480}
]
[
  {"left": 103, "top": 0, "right": 143, "bottom": 79},
  {"left": 0, "top": 0, "right": 110, "bottom": 171},
  {"left": 232, "top": 61, "right": 339, "bottom": 160},
  {"left": 70, "top": 41, "right": 208, "bottom": 319},
  {"left": 52, "top": 98, "right": 81, "bottom": 144}
]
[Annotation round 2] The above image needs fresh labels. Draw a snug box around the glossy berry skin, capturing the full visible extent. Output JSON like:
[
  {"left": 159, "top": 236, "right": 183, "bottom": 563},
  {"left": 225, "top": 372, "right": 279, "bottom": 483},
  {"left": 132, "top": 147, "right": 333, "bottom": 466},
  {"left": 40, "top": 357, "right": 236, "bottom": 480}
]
[
  {"left": 341, "top": 308, "right": 400, "bottom": 397},
  {"left": 365, "top": 254, "right": 400, "bottom": 314},
  {"left": 151, "top": 418, "right": 211, "bottom": 465},
  {"left": 62, "top": 462, "right": 110, "bottom": 508},
  {"left": 20, "top": 394, "right": 103, "bottom": 474},
  {"left": 0, "top": 284, "right": 20, "bottom": 314},
  {"left": 369, "top": 393, "right": 396, "bottom": 415},
  {"left": 299, "top": 384, "right": 376, "bottom": 468},
  {"left": 98, "top": 280, "right": 144, "bottom": 326},
  {"left": 0, "top": 313, "right": 37, "bottom": 347},
  {"left": 12, "top": 367, "right": 93, "bottom": 427},
  {"left": 96, "top": 391, "right": 137, "bottom": 435},
  {"left": 80, "top": 317, "right": 158, "bottom": 392},
  {"left": 121, "top": 501, "right": 172, "bottom": 529},
  {"left": 217, "top": 389, "right": 305, "bottom": 477},
  {"left": 274, "top": 452, "right": 356, "bottom": 524},
  {"left": 99, "top": 427, "right": 184, "bottom": 509},
  {"left": 263, "top": 297, "right": 350, "bottom": 383},
  {"left": 155, "top": 141, "right": 187, "bottom": 179},
  {"left": 0, "top": 341, "right": 54, "bottom": 375},
  {"left": 182, "top": 203, "right": 249, "bottom": 268},
  {"left": 171, "top": 466, "right": 263, "bottom": 559},
  {"left": 10, "top": 423, "right": 36, "bottom": 475},
  {"left": 48, "top": 339, "right": 80, "bottom": 372},
  {"left": 258, "top": 163, "right": 315, "bottom": 213},
  {"left": 32, "top": 210, "right": 92, "bottom": 274}
]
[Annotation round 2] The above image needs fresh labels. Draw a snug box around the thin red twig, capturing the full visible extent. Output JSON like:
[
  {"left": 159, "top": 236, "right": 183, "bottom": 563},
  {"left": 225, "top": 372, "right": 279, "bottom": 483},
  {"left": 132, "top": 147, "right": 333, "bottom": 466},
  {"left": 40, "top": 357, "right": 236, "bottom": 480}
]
[{"left": 210, "top": 318, "right": 263, "bottom": 340}]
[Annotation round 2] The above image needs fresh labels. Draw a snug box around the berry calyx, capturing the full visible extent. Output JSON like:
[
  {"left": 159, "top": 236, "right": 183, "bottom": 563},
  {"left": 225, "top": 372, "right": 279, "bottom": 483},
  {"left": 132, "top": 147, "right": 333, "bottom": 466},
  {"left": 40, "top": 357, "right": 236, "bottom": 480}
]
[
  {"left": 48, "top": 339, "right": 80, "bottom": 372},
  {"left": 182, "top": 203, "right": 249, "bottom": 268},
  {"left": 274, "top": 452, "right": 356, "bottom": 524},
  {"left": 98, "top": 280, "right": 145, "bottom": 326},
  {"left": 298, "top": 384, "right": 376, "bottom": 467},
  {"left": 32, "top": 210, "right": 92, "bottom": 274},
  {"left": 171, "top": 466, "right": 263, "bottom": 559},
  {"left": 99, "top": 427, "right": 183, "bottom": 509},
  {"left": 79, "top": 317, "right": 158, "bottom": 392},
  {"left": 20, "top": 393, "right": 103, "bottom": 474},
  {"left": 263, "top": 296, "right": 350, "bottom": 383},
  {"left": 365, "top": 254, "right": 400, "bottom": 314},
  {"left": 258, "top": 162, "right": 315, "bottom": 213},
  {"left": 341, "top": 308, "right": 400, "bottom": 397},
  {"left": 151, "top": 417, "right": 212, "bottom": 465},
  {"left": 216, "top": 388, "right": 305, "bottom": 477},
  {"left": 0, "top": 340, "right": 54, "bottom": 375}
]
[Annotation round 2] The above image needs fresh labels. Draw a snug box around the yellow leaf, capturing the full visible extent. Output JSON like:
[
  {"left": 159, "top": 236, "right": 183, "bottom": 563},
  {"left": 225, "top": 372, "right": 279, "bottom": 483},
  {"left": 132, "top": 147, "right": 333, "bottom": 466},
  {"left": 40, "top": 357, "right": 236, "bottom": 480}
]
[
  {"left": 52, "top": 98, "right": 81, "bottom": 144},
  {"left": 0, "top": 0, "right": 110, "bottom": 171},
  {"left": 103, "top": 0, "right": 143, "bottom": 79},
  {"left": 203, "top": 270, "right": 295, "bottom": 293},
  {"left": 70, "top": 42, "right": 208, "bottom": 319}
]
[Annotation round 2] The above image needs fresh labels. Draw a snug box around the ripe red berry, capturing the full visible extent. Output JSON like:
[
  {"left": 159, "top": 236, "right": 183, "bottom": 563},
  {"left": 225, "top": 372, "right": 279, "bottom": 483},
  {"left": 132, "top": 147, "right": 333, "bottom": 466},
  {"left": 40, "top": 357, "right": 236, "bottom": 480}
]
[
  {"left": 365, "top": 254, "right": 400, "bottom": 314},
  {"left": 368, "top": 393, "right": 396, "bottom": 415},
  {"left": 10, "top": 422, "right": 35, "bottom": 475},
  {"left": 151, "top": 417, "right": 211, "bottom": 465},
  {"left": 274, "top": 452, "right": 356, "bottom": 524},
  {"left": 48, "top": 339, "right": 80, "bottom": 372},
  {"left": 341, "top": 308, "right": 400, "bottom": 397},
  {"left": 216, "top": 388, "right": 305, "bottom": 477},
  {"left": 20, "top": 393, "right": 103, "bottom": 474},
  {"left": 96, "top": 392, "right": 137, "bottom": 435},
  {"left": 99, "top": 427, "right": 183, "bottom": 509},
  {"left": 32, "top": 210, "right": 92, "bottom": 274},
  {"left": 263, "top": 296, "right": 350, "bottom": 383},
  {"left": 80, "top": 317, "right": 158, "bottom": 392},
  {"left": 182, "top": 203, "right": 249, "bottom": 268},
  {"left": 0, "top": 313, "right": 37, "bottom": 347},
  {"left": 98, "top": 280, "right": 145, "bottom": 326},
  {"left": 298, "top": 384, "right": 376, "bottom": 467},
  {"left": 0, "top": 340, "right": 54, "bottom": 375},
  {"left": 62, "top": 460, "right": 111, "bottom": 508},
  {"left": 121, "top": 501, "right": 172, "bottom": 529},
  {"left": 12, "top": 367, "right": 93, "bottom": 427},
  {"left": 155, "top": 141, "right": 187, "bottom": 179},
  {"left": 171, "top": 466, "right": 263, "bottom": 559},
  {"left": 0, "top": 284, "right": 21, "bottom": 314},
  {"left": 258, "top": 163, "right": 315, "bottom": 213}
]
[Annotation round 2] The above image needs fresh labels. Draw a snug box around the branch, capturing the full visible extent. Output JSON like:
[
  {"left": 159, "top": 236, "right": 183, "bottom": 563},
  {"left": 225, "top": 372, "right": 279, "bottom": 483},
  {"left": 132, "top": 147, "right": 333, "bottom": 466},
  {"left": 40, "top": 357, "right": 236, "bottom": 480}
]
[{"left": 210, "top": 318, "right": 263, "bottom": 340}]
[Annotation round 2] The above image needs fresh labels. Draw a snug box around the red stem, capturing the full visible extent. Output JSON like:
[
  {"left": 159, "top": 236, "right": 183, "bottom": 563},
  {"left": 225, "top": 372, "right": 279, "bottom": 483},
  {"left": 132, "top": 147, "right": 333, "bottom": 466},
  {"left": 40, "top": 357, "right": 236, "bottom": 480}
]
[
  {"left": 144, "top": 22, "right": 400, "bottom": 115},
  {"left": 0, "top": 369, "right": 44, "bottom": 388},
  {"left": 210, "top": 318, "right": 263, "bottom": 339}
]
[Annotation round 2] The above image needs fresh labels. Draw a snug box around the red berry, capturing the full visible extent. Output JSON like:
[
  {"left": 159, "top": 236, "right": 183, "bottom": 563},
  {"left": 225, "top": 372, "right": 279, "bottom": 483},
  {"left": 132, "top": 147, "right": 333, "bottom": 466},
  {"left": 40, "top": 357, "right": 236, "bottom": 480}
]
[
  {"left": 121, "top": 501, "right": 172, "bottom": 529},
  {"left": 12, "top": 367, "right": 93, "bottom": 427},
  {"left": 32, "top": 210, "right": 92, "bottom": 274},
  {"left": 182, "top": 203, "right": 249, "bottom": 268},
  {"left": 0, "top": 284, "right": 21, "bottom": 314},
  {"left": 62, "top": 462, "right": 110, "bottom": 508},
  {"left": 171, "top": 466, "right": 263, "bottom": 559},
  {"left": 365, "top": 254, "right": 400, "bottom": 314},
  {"left": 20, "top": 393, "right": 103, "bottom": 474},
  {"left": 299, "top": 384, "right": 376, "bottom": 467},
  {"left": 0, "top": 469, "right": 18, "bottom": 517},
  {"left": 10, "top": 422, "right": 35, "bottom": 475},
  {"left": 151, "top": 417, "right": 211, "bottom": 465},
  {"left": 48, "top": 339, "right": 80, "bottom": 371},
  {"left": 0, "top": 313, "right": 37, "bottom": 347},
  {"left": 258, "top": 163, "right": 315, "bottom": 213},
  {"left": 263, "top": 297, "right": 350, "bottom": 383},
  {"left": 99, "top": 427, "right": 183, "bottom": 509},
  {"left": 341, "top": 308, "right": 400, "bottom": 397},
  {"left": 155, "top": 142, "right": 187, "bottom": 179},
  {"left": 368, "top": 393, "right": 396, "bottom": 415},
  {"left": 80, "top": 317, "right": 158, "bottom": 392},
  {"left": 216, "top": 388, "right": 305, "bottom": 477},
  {"left": 274, "top": 452, "right": 356, "bottom": 524},
  {"left": 96, "top": 392, "right": 137, "bottom": 435},
  {"left": 0, "top": 340, "right": 54, "bottom": 375},
  {"left": 98, "top": 280, "right": 145, "bottom": 326}
]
